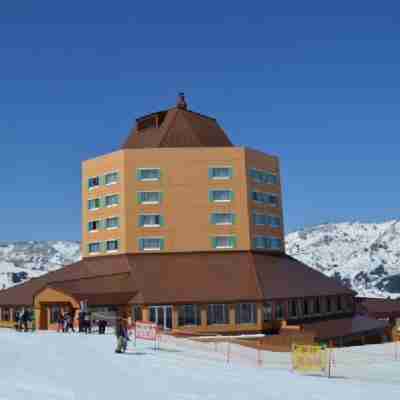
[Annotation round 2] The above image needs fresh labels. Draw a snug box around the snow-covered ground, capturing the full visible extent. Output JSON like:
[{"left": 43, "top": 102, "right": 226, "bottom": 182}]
[{"left": 0, "top": 330, "right": 399, "bottom": 400}]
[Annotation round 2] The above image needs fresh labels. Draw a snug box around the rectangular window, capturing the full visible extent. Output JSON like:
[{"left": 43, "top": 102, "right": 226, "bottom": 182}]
[
  {"left": 249, "top": 168, "right": 278, "bottom": 185},
  {"left": 211, "top": 213, "right": 235, "bottom": 225},
  {"left": 303, "top": 299, "right": 309, "bottom": 316},
  {"left": 105, "top": 217, "right": 119, "bottom": 230},
  {"left": 253, "top": 213, "right": 267, "bottom": 226},
  {"left": 2, "top": 307, "right": 10, "bottom": 321},
  {"left": 88, "top": 220, "right": 101, "bottom": 232},
  {"left": 269, "top": 216, "right": 281, "bottom": 228},
  {"left": 88, "top": 242, "right": 101, "bottom": 254},
  {"left": 314, "top": 297, "right": 321, "bottom": 314},
  {"left": 207, "top": 304, "right": 229, "bottom": 325},
  {"left": 106, "top": 240, "right": 119, "bottom": 252},
  {"left": 50, "top": 306, "right": 61, "bottom": 324},
  {"left": 289, "top": 300, "right": 298, "bottom": 318},
  {"left": 275, "top": 302, "right": 284, "bottom": 320},
  {"left": 138, "top": 191, "right": 161, "bottom": 205},
  {"left": 132, "top": 305, "right": 142, "bottom": 322},
  {"left": 263, "top": 302, "right": 273, "bottom": 322},
  {"left": 104, "top": 172, "right": 119, "bottom": 185},
  {"left": 235, "top": 303, "right": 257, "bottom": 324},
  {"left": 326, "top": 297, "right": 332, "bottom": 313},
  {"left": 139, "top": 214, "right": 162, "bottom": 227},
  {"left": 336, "top": 296, "right": 342, "bottom": 312},
  {"left": 88, "top": 176, "right": 100, "bottom": 189},
  {"left": 212, "top": 236, "right": 236, "bottom": 249},
  {"left": 178, "top": 305, "right": 201, "bottom": 326},
  {"left": 105, "top": 194, "right": 120, "bottom": 207},
  {"left": 254, "top": 236, "right": 282, "bottom": 250},
  {"left": 88, "top": 198, "right": 101, "bottom": 210},
  {"left": 139, "top": 237, "right": 164, "bottom": 251},
  {"left": 251, "top": 191, "right": 278, "bottom": 206},
  {"left": 209, "top": 190, "right": 233, "bottom": 203},
  {"left": 137, "top": 168, "right": 160, "bottom": 181},
  {"left": 209, "top": 167, "right": 232, "bottom": 180}
]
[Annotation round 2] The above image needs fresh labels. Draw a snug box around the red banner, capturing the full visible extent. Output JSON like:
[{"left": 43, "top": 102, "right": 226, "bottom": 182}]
[{"left": 135, "top": 321, "right": 158, "bottom": 341}]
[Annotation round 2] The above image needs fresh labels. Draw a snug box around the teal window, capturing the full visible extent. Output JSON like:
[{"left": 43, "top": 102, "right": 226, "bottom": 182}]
[
  {"left": 253, "top": 213, "right": 267, "bottom": 226},
  {"left": 104, "top": 194, "right": 120, "bottom": 207},
  {"left": 249, "top": 168, "right": 278, "bottom": 185},
  {"left": 212, "top": 236, "right": 236, "bottom": 249},
  {"left": 88, "top": 242, "right": 101, "bottom": 254},
  {"left": 139, "top": 237, "right": 164, "bottom": 251},
  {"left": 137, "top": 168, "right": 160, "bottom": 181},
  {"left": 139, "top": 214, "right": 163, "bottom": 227},
  {"left": 211, "top": 213, "right": 235, "bottom": 225},
  {"left": 105, "top": 217, "right": 119, "bottom": 229},
  {"left": 209, "top": 190, "right": 233, "bottom": 202},
  {"left": 104, "top": 172, "right": 119, "bottom": 185},
  {"left": 88, "top": 220, "right": 101, "bottom": 232},
  {"left": 235, "top": 303, "right": 257, "bottom": 324},
  {"left": 88, "top": 198, "right": 101, "bottom": 210},
  {"left": 88, "top": 176, "right": 100, "bottom": 189},
  {"left": 251, "top": 191, "right": 278, "bottom": 206},
  {"left": 254, "top": 236, "right": 282, "bottom": 250},
  {"left": 253, "top": 213, "right": 281, "bottom": 228},
  {"left": 209, "top": 167, "right": 232, "bottom": 180},
  {"left": 137, "top": 191, "right": 161, "bottom": 204},
  {"left": 270, "top": 216, "right": 281, "bottom": 228},
  {"left": 106, "top": 240, "right": 119, "bottom": 252}
]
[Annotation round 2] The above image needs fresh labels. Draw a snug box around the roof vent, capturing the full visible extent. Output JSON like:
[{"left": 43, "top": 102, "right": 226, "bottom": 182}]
[{"left": 177, "top": 92, "right": 187, "bottom": 110}]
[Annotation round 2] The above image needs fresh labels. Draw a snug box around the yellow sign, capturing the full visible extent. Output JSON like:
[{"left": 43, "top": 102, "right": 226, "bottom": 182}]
[{"left": 292, "top": 344, "right": 328, "bottom": 374}]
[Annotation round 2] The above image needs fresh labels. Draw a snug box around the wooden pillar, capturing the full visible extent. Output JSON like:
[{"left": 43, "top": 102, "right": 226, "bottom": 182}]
[
  {"left": 229, "top": 304, "right": 236, "bottom": 327},
  {"left": 200, "top": 304, "right": 208, "bottom": 328},
  {"left": 172, "top": 306, "right": 179, "bottom": 330},
  {"left": 142, "top": 306, "right": 150, "bottom": 322},
  {"left": 257, "top": 303, "right": 263, "bottom": 330}
]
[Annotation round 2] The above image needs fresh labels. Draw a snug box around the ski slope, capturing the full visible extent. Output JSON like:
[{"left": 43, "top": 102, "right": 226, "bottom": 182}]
[{"left": 0, "top": 330, "right": 399, "bottom": 400}]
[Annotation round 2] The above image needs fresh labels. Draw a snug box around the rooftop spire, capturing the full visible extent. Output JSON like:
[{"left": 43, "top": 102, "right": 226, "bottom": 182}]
[{"left": 177, "top": 92, "right": 187, "bottom": 110}]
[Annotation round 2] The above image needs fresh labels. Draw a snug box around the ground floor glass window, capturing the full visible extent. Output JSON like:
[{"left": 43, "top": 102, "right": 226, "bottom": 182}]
[
  {"left": 235, "top": 303, "right": 257, "bottom": 324},
  {"left": 207, "top": 304, "right": 229, "bottom": 325},
  {"left": 263, "top": 302, "right": 273, "bottom": 321},
  {"left": 178, "top": 305, "right": 201, "bottom": 326}
]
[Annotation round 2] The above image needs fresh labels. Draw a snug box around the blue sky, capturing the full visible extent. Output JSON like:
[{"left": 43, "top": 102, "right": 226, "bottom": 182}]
[{"left": 0, "top": 1, "right": 399, "bottom": 241}]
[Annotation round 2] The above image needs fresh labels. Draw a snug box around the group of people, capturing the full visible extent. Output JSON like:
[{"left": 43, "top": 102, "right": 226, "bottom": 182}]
[
  {"left": 56, "top": 309, "right": 108, "bottom": 335},
  {"left": 15, "top": 310, "right": 32, "bottom": 332}
]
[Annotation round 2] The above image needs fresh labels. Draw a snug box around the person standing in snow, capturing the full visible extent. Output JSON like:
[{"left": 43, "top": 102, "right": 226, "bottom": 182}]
[{"left": 115, "top": 318, "right": 129, "bottom": 353}]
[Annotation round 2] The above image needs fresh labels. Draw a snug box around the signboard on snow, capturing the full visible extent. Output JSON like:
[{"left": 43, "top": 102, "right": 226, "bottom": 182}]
[
  {"left": 135, "top": 321, "right": 158, "bottom": 341},
  {"left": 292, "top": 344, "right": 328, "bottom": 374}
]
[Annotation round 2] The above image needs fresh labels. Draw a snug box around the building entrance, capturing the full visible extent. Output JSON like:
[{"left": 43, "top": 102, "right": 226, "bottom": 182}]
[{"left": 149, "top": 305, "right": 172, "bottom": 330}]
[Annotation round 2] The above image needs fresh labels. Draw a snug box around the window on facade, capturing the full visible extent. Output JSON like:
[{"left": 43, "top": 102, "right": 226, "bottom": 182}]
[
  {"left": 106, "top": 240, "right": 119, "bottom": 252},
  {"left": 209, "top": 190, "right": 233, "bottom": 202},
  {"left": 207, "top": 304, "right": 229, "bottom": 325},
  {"left": 105, "top": 217, "right": 119, "bottom": 229},
  {"left": 289, "top": 300, "right": 298, "bottom": 318},
  {"left": 88, "top": 198, "right": 101, "bottom": 210},
  {"left": 132, "top": 305, "right": 142, "bottom": 322},
  {"left": 178, "top": 305, "right": 201, "bottom": 326},
  {"left": 88, "top": 220, "right": 101, "bottom": 232},
  {"left": 235, "top": 303, "right": 257, "bottom": 324},
  {"left": 303, "top": 299, "right": 309, "bottom": 316},
  {"left": 336, "top": 296, "right": 342, "bottom": 312},
  {"left": 253, "top": 214, "right": 281, "bottom": 228},
  {"left": 269, "top": 216, "right": 281, "bottom": 228},
  {"left": 105, "top": 172, "right": 119, "bottom": 185},
  {"left": 209, "top": 167, "right": 232, "bottom": 180},
  {"left": 139, "top": 238, "right": 164, "bottom": 251},
  {"left": 275, "top": 303, "right": 284, "bottom": 320},
  {"left": 88, "top": 176, "right": 100, "bottom": 189},
  {"left": 139, "top": 214, "right": 163, "bottom": 227},
  {"left": 314, "top": 298, "right": 321, "bottom": 314},
  {"left": 211, "top": 213, "right": 235, "bottom": 225},
  {"left": 138, "top": 191, "right": 161, "bottom": 204},
  {"left": 50, "top": 306, "right": 61, "bottom": 324},
  {"left": 2, "top": 307, "right": 10, "bottom": 321},
  {"left": 88, "top": 242, "right": 101, "bottom": 254},
  {"left": 137, "top": 168, "right": 160, "bottom": 181},
  {"left": 263, "top": 302, "right": 273, "bottom": 321},
  {"left": 212, "top": 236, "right": 236, "bottom": 249},
  {"left": 105, "top": 194, "right": 120, "bottom": 207},
  {"left": 249, "top": 168, "right": 278, "bottom": 185},
  {"left": 254, "top": 236, "right": 282, "bottom": 250},
  {"left": 251, "top": 191, "right": 278, "bottom": 206},
  {"left": 326, "top": 297, "right": 332, "bottom": 313}
]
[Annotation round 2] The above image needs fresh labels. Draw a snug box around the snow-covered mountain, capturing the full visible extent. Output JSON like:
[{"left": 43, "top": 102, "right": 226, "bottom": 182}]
[
  {"left": 0, "top": 221, "right": 399, "bottom": 298},
  {"left": 0, "top": 241, "right": 81, "bottom": 289},
  {"left": 286, "top": 220, "right": 400, "bottom": 298}
]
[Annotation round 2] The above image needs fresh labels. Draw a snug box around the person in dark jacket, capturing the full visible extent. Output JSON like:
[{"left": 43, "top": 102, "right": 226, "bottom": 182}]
[
  {"left": 20, "top": 310, "right": 29, "bottom": 332},
  {"left": 115, "top": 319, "right": 129, "bottom": 353}
]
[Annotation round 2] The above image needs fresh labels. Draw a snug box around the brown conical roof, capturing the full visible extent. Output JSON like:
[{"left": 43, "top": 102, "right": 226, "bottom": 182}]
[{"left": 122, "top": 102, "right": 233, "bottom": 149}]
